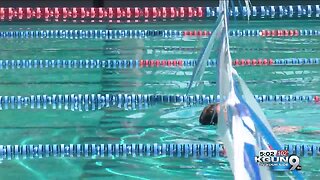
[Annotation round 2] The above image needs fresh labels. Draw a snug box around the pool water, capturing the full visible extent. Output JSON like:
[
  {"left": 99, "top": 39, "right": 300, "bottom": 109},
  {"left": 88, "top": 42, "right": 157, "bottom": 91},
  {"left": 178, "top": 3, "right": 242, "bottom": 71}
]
[{"left": 0, "top": 18, "right": 319, "bottom": 180}]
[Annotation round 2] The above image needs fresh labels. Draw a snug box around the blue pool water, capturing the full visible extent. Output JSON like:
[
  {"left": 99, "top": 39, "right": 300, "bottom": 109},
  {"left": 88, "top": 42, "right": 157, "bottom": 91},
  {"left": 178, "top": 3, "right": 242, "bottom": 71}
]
[{"left": 0, "top": 18, "right": 319, "bottom": 179}]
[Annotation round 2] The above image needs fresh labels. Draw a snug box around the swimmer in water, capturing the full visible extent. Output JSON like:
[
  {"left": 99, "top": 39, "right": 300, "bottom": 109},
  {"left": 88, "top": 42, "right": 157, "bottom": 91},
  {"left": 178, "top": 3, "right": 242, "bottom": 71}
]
[{"left": 199, "top": 103, "right": 320, "bottom": 134}]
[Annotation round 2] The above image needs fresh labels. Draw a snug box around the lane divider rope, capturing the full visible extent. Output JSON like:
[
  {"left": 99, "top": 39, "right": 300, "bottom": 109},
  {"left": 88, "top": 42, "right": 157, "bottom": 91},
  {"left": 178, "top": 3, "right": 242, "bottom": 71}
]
[
  {"left": 0, "top": 58, "right": 318, "bottom": 70},
  {"left": 0, "top": 143, "right": 318, "bottom": 160},
  {"left": 0, "top": 94, "right": 319, "bottom": 111},
  {"left": 1, "top": 29, "right": 319, "bottom": 39},
  {"left": 0, "top": 5, "right": 319, "bottom": 21}
]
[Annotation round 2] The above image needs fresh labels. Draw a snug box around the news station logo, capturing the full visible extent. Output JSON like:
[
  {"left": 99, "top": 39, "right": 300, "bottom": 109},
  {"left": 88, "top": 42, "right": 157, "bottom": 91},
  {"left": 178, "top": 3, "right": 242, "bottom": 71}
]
[{"left": 255, "top": 150, "right": 302, "bottom": 171}]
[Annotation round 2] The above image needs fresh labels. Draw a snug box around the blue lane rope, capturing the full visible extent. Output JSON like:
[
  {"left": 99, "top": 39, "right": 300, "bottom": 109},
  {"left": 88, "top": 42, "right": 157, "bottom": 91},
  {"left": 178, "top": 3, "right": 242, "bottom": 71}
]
[
  {"left": 206, "top": 5, "right": 320, "bottom": 18},
  {"left": 0, "top": 29, "right": 183, "bottom": 39},
  {"left": 0, "top": 58, "right": 318, "bottom": 70},
  {"left": 0, "top": 143, "right": 318, "bottom": 160},
  {"left": 0, "top": 94, "right": 318, "bottom": 111},
  {"left": 0, "top": 29, "right": 319, "bottom": 39}
]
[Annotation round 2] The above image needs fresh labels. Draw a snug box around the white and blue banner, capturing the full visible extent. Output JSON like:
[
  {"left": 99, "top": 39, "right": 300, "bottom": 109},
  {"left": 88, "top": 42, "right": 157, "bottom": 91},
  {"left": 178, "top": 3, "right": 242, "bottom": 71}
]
[
  {"left": 215, "top": 0, "right": 303, "bottom": 180},
  {"left": 187, "top": 0, "right": 304, "bottom": 179}
]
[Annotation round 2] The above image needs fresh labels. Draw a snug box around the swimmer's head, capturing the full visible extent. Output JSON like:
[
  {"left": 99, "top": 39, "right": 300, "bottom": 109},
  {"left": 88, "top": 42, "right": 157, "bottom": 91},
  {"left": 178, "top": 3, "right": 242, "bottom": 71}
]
[{"left": 199, "top": 103, "right": 220, "bottom": 125}]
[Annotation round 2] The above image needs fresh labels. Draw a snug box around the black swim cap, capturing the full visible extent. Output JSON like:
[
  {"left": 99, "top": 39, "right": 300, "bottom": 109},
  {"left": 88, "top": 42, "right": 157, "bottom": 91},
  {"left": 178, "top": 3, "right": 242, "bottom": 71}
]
[{"left": 199, "top": 104, "right": 218, "bottom": 125}]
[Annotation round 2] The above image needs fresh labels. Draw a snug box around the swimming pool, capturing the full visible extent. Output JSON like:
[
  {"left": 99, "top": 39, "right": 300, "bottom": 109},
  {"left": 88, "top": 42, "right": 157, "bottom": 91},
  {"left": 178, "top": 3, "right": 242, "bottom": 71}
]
[{"left": 0, "top": 5, "right": 320, "bottom": 180}]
